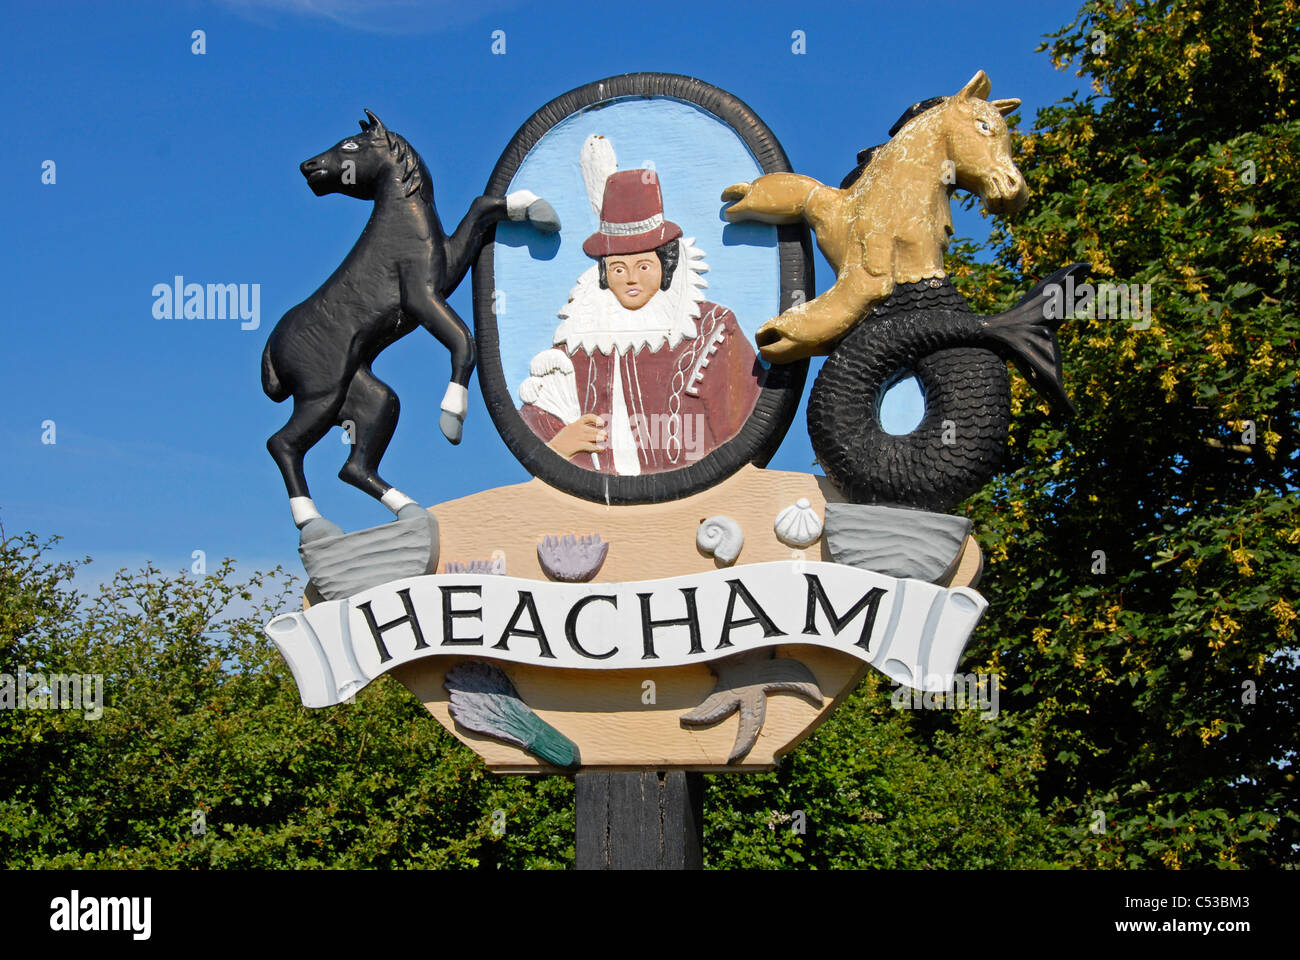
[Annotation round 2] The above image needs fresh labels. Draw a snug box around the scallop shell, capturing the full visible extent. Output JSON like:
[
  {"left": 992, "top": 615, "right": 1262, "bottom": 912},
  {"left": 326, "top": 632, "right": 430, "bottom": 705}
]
[
  {"left": 443, "top": 550, "right": 507, "bottom": 576},
  {"left": 697, "top": 516, "right": 744, "bottom": 565},
  {"left": 773, "top": 498, "right": 823, "bottom": 548},
  {"left": 537, "top": 534, "right": 609, "bottom": 582}
]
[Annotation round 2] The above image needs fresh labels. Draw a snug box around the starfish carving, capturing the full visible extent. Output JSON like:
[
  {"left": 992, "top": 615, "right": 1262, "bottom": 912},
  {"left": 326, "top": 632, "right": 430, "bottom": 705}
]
[{"left": 680, "top": 650, "right": 824, "bottom": 763}]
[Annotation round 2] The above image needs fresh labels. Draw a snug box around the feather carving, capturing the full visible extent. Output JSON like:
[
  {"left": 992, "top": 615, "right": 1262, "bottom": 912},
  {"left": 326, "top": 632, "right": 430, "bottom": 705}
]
[
  {"left": 580, "top": 134, "right": 618, "bottom": 218},
  {"left": 445, "top": 660, "right": 580, "bottom": 768}
]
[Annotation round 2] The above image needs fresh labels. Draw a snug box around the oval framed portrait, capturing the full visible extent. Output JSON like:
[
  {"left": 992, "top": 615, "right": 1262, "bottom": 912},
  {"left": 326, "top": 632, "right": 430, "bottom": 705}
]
[{"left": 473, "top": 73, "right": 812, "bottom": 505}]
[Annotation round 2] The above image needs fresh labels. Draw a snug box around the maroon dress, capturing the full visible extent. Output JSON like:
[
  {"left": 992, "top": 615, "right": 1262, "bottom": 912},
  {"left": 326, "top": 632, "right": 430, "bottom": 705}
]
[{"left": 520, "top": 301, "right": 762, "bottom": 474}]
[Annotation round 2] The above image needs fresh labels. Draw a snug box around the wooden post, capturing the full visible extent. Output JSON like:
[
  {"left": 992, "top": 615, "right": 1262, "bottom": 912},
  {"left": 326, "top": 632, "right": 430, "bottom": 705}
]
[{"left": 575, "top": 771, "right": 704, "bottom": 870}]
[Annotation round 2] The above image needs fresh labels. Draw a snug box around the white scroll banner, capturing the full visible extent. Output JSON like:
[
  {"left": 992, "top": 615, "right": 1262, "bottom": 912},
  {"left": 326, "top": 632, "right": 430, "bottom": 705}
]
[{"left": 265, "top": 561, "right": 987, "bottom": 708}]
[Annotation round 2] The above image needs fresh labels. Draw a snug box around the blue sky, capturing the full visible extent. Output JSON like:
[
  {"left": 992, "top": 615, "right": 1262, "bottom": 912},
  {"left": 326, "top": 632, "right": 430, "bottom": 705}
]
[{"left": 1, "top": 0, "right": 1088, "bottom": 590}]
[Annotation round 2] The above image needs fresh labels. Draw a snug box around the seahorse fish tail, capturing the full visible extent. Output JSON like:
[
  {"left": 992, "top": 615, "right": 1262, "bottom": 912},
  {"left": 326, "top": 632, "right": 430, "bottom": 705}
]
[{"left": 979, "top": 262, "right": 1090, "bottom": 418}]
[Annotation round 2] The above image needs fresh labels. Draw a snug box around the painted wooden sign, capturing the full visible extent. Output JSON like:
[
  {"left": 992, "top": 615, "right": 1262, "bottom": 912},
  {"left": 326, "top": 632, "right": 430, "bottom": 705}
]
[
  {"left": 283, "top": 464, "right": 984, "bottom": 771},
  {"left": 264, "top": 71, "right": 1082, "bottom": 779}
]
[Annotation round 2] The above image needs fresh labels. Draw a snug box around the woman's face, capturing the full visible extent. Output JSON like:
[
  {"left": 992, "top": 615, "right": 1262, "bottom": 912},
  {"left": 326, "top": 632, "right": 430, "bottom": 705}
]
[{"left": 605, "top": 253, "right": 662, "bottom": 310}]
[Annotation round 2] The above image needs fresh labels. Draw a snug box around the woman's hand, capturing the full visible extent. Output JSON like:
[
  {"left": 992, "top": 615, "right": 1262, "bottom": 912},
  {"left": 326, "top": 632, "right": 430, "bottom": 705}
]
[{"left": 549, "top": 413, "right": 606, "bottom": 459}]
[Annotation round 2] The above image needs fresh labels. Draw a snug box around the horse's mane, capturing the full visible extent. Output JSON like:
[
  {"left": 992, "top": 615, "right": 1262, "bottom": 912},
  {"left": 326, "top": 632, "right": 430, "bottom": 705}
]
[
  {"left": 379, "top": 128, "right": 433, "bottom": 203},
  {"left": 839, "top": 96, "right": 947, "bottom": 190}
]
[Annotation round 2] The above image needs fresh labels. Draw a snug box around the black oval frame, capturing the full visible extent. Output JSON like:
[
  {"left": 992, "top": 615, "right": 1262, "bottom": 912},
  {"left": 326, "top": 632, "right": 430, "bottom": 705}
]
[{"left": 472, "top": 73, "right": 813, "bottom": 505}]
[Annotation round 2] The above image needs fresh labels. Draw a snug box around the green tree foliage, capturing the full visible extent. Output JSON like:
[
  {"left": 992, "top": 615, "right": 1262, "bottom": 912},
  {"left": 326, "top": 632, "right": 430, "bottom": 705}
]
[
  {"left": 946, "top": 0, "right": 1299, "bottom": 866},
  {"left": 704, "top": 676, "right": 1060, "bottom": 869},
  {"left": 0, "top": 530, "right": 574, "bottom": 869}
]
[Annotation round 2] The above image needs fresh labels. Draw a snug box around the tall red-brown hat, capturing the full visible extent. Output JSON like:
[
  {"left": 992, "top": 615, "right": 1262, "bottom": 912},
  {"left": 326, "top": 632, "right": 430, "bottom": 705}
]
[{"left": 583, "top": 170, "right": 682, "bottom": 258}]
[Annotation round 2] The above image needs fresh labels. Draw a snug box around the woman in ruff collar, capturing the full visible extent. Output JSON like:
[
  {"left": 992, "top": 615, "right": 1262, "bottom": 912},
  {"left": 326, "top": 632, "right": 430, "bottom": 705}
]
[{"left": 519, "top": 137, "right": 761, "bottom": 476}]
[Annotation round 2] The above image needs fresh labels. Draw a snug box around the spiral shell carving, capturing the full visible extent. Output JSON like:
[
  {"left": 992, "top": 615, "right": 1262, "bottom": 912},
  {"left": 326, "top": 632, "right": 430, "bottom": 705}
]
[
  {"left": 697, "top": 515, "right": 744, "bottom": 565},
  {"left": 774, "top": 498, "right": 823, "bottom": 548}
]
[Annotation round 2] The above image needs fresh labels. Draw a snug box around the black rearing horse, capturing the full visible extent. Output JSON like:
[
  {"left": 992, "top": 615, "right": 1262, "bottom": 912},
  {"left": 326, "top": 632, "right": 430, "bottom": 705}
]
[{"left": 261, "top": 110, "right": 558, "bottom": 537}]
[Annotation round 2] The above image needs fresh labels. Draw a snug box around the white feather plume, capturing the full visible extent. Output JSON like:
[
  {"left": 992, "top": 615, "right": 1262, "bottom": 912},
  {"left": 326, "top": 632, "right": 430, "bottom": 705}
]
[{"left": 580, "top": 134, "right": 618, "bottom": 218}]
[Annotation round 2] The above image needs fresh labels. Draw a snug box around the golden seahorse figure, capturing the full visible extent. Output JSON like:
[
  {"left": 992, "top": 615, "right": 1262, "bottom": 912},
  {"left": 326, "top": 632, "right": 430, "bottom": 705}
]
[{"left": 721, "top": 70, "right": 1027, "bottom": 363}]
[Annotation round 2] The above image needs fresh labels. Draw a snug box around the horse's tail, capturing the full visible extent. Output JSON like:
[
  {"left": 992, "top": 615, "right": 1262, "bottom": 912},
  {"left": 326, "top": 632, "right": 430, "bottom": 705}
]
[
  {"left": 442, "top": 195, "right": 509, "bottom": 295},
  {"left": 261, "top": 340, "right": 290, "bottom": 402}
]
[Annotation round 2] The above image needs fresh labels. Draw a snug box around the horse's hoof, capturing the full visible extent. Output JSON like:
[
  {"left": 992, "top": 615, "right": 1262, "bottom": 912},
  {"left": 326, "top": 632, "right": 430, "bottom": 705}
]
[
  {"left": 758, "top": 337, "right": 816, "bottom": 364},
  {"left": 756, "top": 319, "right": 814, "bottom": 363},
  {"left": 756, "top": 306, "right": 852, "bottom": 363},
  {"left": 440, "top": 411, "right": 464, "bottom": 445},
  {"left": 299, "top": 516, "right": 344, "bottom": 544},
  {"left": 721, "top": 182, "right": 751, "bottom": 202},
  {"left": 396, "top": 503, "right": 427, "bottom": 522},
  {"left": 527, "top": 199, "right": 561, "bottom": 233}
]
